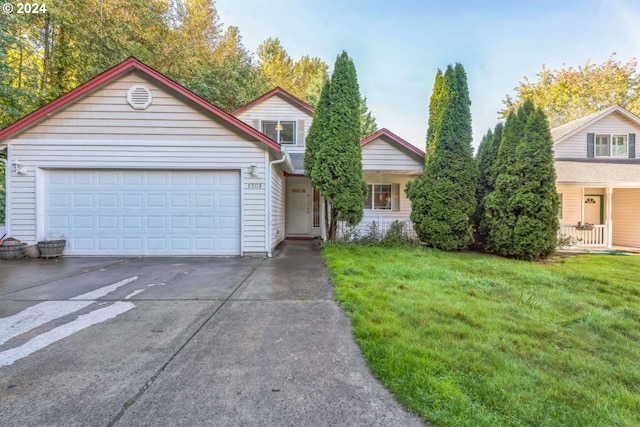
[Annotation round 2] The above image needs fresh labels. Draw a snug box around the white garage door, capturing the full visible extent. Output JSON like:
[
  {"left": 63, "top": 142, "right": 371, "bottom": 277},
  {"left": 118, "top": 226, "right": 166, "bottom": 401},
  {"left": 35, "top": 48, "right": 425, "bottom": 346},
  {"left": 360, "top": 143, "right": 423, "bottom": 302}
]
[{"left": 45, "top": 170, "right": 241, "bottom": 255}]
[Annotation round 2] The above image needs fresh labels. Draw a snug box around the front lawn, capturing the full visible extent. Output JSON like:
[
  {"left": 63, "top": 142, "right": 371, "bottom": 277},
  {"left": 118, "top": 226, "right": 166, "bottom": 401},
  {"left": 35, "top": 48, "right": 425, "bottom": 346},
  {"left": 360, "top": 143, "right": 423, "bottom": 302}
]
[{"left": 324, "top": 245, "right": 640, "bottom": 427}]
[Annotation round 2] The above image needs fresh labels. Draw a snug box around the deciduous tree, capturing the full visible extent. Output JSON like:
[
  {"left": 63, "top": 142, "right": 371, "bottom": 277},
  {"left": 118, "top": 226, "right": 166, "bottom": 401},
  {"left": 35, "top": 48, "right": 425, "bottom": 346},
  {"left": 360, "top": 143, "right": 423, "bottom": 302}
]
[
  {"left": 503, "top": 54, "right": 640, "bottom": 127},
  {"left": 257, "top": 37, "right": 294, "bottom": 91}
]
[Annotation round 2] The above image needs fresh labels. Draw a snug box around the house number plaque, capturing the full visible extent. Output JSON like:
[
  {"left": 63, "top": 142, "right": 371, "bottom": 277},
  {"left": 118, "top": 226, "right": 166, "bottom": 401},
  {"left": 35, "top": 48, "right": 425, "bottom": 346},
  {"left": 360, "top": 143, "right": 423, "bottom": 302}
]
[{"left": 247, "top": 183, "right": 264, "bottom": 189}]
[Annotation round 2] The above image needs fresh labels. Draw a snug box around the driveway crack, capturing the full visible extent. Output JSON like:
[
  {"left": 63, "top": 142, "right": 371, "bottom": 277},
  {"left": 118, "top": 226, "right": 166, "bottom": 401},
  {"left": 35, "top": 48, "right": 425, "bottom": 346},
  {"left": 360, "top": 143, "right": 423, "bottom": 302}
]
[{"left": 105, "top": 257, "right": 267, "bottom": 427}]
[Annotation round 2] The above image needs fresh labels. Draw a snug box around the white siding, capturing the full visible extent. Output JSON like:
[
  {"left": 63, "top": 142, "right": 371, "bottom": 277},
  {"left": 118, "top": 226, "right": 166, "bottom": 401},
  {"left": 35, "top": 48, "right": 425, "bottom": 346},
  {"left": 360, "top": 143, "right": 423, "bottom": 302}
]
[
  {"left": 362, "top": 137, "right": 423, "bottom": 171},
  {"left": 363, "top": 173, "right": 415, "bottom": 221},
  {"left": 271, "top": 164, "right": 286, "bottom": 249},
  {"left": 557, "top": 185, "right": 583, "bottom": 225},
  {"left": 235, "top": 96, "right": 313, "bottom": 154},
  {"left": 612, "top": 188, "right": 640, "bottom": 247},
  {"left": 6, "top": 72, "right": 269, "bottom": 254},
  {"left": 554, "top": 113, "right": 640, "bottom": 158}
]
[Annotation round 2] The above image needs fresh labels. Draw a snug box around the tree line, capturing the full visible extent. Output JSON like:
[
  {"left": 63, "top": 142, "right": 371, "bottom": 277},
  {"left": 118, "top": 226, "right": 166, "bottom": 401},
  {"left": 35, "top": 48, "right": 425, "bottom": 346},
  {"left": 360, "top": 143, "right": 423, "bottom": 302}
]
[{"left": 0, "top": 0, "right": 377, "bottom": 134}]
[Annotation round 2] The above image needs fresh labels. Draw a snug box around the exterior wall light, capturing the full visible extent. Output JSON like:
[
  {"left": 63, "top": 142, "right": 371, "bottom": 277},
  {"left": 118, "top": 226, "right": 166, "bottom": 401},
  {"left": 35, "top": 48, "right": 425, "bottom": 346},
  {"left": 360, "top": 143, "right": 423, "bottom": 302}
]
[
  {"left": 249, "top": 163, "right": 258, "bottom": 177},
  {"left": 12, "top": 159, "right": 26, "bottom": 175}
]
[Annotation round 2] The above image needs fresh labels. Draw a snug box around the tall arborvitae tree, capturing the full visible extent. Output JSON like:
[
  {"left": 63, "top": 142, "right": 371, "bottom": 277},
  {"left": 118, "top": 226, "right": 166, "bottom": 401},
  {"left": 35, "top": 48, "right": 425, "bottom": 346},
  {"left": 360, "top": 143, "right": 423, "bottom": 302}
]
[
  {"left": 474, "top": 122, "right": 503, "bottom": 247},
  {"left": 485, "top": 101, "right": 558, "bottom": 259},
  {"left": 509, "top": 107, "right": 559, "bottom": 259},
  {"left": 306, "top": 51, "right": 367, "bottom": 241},
  {"left": 425, "top": 69, "right": 444, "bottom": 159},
  {"left": 304, "top": 79, "right": 330, "bottom": 180},
  {"left": 484, "top": 108, "right": 525, "bottom": 254},
  {"left": 406, "top": 63, "right": 477, "bottom": 251}
]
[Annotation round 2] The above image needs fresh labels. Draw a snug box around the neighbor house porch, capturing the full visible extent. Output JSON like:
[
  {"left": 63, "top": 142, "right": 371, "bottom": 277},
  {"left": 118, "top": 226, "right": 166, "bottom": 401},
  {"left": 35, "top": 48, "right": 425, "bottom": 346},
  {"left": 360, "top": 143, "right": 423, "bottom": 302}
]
[
  {"left": 557, "top": 185, "right": 640, "bottom": 249},
  {"left": 337, "top": 170, "right": 420, "bottom": 240}
]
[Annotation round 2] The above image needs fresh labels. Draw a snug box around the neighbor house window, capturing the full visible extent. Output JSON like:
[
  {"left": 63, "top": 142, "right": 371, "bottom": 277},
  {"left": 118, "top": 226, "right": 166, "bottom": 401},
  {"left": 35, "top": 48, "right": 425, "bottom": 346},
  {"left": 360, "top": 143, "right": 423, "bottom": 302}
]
[
  {"left": 262, "top": 121, "right": 296, "bottom": 145},
  {"left": 595, "top": 134, "right": 627, "bottom": 157},
  {"left": 365, "top": 184, "right": 392, "bottom": 210},
  {"left": 595, "top": 134, "right": 610, "bottom": 157},
  {"left": 612, "top": 135, "right": 628, "bottom": 157},
  {"left": 558, "top": 194, "right": 563, "bottom": 219}
]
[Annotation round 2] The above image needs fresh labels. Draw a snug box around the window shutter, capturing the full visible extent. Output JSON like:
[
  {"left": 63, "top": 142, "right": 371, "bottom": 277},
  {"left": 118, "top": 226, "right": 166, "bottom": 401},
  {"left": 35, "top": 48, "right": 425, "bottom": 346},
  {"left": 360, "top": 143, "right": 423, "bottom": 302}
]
[
  {"left": 252, "top": 119, "right": 261, "bottom": 131},
  {"left": 629, "top": 133, "right": 636, "bottom": 158},
  {"left": 587, "top": 133, "right": 595, "bottom": 158},
  {"left": 297, "top": 119, "right": 305, "bottom": 147},
  {"left": 392, "top": 184, "right": 400, "bottom": 212}
]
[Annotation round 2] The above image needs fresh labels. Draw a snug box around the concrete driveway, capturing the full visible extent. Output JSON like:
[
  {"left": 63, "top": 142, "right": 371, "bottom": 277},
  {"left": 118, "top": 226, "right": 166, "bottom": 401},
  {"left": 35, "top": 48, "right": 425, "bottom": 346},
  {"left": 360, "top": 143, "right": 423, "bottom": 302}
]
[{"left": 0, "top": 241, "right": 422, "bottom": 426}]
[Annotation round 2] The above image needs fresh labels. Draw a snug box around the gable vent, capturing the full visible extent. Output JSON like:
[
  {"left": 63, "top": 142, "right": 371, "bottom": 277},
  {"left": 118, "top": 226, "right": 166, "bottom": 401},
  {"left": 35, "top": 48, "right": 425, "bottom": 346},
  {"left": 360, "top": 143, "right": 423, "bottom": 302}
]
[{"left": 127, "top": 85, "right": 152, "bottom": 110}]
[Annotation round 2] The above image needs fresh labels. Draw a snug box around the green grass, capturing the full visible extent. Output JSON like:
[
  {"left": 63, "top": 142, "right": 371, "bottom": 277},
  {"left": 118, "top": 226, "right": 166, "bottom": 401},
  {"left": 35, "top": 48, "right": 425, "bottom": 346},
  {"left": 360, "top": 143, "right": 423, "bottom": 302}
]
[{"left": 323, "top": 245, "right": 640, "bottom": 427}]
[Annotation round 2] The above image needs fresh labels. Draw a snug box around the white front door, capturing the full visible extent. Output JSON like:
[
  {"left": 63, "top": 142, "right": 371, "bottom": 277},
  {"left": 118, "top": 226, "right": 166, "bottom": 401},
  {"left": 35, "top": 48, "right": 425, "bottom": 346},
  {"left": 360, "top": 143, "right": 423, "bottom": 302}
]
[
  {"left": 286, "top": 184, "right": 311, "bottom": 236},
  {"left": 584, "top": 196, "right": 603, "bottom": 224}
]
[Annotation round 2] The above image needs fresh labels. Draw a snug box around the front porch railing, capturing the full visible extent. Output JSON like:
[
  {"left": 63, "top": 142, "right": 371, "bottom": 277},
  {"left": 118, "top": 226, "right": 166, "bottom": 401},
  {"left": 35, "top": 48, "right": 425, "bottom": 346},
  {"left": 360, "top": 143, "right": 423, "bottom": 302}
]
[
  {"left": 558, "top": 224, "right": 607, "bottom": 247},
  {"left": 337, "top": 217, "right": 418, "bottom": 241}
]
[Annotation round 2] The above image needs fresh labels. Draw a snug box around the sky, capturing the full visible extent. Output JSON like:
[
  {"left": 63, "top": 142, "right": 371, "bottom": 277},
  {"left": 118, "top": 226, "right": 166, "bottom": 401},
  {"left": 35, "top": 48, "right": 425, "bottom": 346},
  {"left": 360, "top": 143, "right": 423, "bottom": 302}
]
[{"left": 216, "top": 0, "right": 640, "bottom": 152}]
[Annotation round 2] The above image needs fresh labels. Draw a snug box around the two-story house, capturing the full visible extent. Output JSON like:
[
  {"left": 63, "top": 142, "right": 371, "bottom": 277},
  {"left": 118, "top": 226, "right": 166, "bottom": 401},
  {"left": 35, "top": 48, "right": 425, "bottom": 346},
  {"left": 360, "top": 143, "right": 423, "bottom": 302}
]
[
  {"left": 0, "top": 57, "right": 424, "bottom": 257},
  {"left": 553, "top": 105, "right": 640, "bottom": 249}
]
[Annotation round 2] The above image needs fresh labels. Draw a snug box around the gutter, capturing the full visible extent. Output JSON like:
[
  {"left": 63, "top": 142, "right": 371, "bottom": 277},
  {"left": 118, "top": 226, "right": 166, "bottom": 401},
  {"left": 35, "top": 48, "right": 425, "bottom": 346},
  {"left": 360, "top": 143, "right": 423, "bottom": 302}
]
[{"left": 266, "top": 150, "right": 289, "bottom": 257}]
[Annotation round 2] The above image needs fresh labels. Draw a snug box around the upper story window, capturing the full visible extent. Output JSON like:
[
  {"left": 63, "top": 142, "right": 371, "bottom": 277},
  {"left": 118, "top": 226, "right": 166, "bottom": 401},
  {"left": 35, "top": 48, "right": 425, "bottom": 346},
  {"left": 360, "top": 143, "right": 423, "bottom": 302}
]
[
  {"left": 595, "top": 134, "right": 628, "bottom": 157},
  {"left": 262, "top": 120, "right": 296, "bottom": 145}
]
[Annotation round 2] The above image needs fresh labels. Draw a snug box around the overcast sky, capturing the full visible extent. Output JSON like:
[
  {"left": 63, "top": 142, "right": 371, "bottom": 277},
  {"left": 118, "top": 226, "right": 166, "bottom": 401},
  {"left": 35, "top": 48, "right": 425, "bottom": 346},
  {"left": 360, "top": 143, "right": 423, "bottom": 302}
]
[{"left": 217, "top": 0, "right": 640, "bottom": 151}]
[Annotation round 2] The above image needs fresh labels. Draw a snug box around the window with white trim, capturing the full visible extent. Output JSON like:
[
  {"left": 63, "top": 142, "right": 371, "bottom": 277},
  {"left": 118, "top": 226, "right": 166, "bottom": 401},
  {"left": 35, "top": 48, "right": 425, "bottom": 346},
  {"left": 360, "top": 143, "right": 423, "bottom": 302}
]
[
  {"left": 595, "top": 134, "right": 627, "bottom": 157},
  {"left": 262, "top": 121, "right": 296, "bottom": 145},
  {"left": 558, "top": 193, "right": 563, "bottom": 219},
  {"left": 365, "top": 184, "right": 392, "bottom": 210}
]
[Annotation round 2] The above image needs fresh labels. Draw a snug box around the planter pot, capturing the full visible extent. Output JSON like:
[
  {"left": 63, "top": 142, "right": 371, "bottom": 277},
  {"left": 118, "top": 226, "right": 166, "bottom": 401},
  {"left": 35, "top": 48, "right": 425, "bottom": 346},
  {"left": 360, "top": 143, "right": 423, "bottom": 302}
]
[
  {"left": 0, "top": 243, "right": 27, "bottom": 260},
  {"left": 23, "top": 244, "right": 41, "bottom": 258},
  {"left": 37, "top": 240, "right": 66, "bottom": 258}
]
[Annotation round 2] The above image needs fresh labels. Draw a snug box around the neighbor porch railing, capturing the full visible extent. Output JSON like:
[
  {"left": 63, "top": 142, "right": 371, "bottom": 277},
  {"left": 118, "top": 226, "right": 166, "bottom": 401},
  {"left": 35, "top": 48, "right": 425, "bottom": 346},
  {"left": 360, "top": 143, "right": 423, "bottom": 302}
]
[
  {"left": 337, "top": 217, "right": 418, "bottom": 241},
  {"left": 558, "top": 224, "right": 607, "bottom": 247}
]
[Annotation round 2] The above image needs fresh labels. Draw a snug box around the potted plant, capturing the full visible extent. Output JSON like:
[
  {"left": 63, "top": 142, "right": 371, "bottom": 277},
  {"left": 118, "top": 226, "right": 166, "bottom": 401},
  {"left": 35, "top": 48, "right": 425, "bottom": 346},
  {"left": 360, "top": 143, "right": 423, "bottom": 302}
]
[
  {"left": 37, "top": 237, "right": 66, "bottom": 258},
  {"left": 576, "top": 221, "right": 594, "bottom": 231},
  {"left": 0, "top": 237, "right": 27, "bottom": 260}
]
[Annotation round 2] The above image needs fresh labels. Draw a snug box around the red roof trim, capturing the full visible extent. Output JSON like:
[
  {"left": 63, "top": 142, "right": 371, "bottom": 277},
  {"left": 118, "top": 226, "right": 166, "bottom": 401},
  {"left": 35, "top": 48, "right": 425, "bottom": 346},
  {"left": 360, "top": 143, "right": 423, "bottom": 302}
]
[
  {"left": 232, "top": 87, "right": 315, "bottom": 115},
  {"left": 0, "top": 57, "right": 281, "bottom": 151},
  {"left": 360, "top": 128, "right": 425, "bottom": 158}
]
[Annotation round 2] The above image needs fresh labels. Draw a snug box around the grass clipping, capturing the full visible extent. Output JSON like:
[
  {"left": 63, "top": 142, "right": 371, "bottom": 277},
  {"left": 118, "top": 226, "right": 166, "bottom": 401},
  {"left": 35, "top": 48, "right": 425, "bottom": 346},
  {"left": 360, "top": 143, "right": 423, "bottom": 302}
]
[{"left": 324, "top": 245, "right": 640, "bottom": 427}]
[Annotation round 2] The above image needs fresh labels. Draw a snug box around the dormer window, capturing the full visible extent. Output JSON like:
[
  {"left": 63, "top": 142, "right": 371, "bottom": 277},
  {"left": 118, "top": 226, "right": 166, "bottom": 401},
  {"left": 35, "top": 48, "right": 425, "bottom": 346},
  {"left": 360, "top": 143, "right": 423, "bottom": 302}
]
[
  {"left": 595, "top": 134, "right": 628, "bottom": 157},
  {"left": 262, "top": 120, "right": 296, "bottom": 145}
]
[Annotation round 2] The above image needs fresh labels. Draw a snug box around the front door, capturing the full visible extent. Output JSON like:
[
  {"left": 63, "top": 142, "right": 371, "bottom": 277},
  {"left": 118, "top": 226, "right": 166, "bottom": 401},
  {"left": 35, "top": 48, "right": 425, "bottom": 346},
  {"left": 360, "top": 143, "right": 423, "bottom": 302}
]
[
  {"left": 584, "top": 195, "right": 603, "bottom": 224},
  {"left": 286, "top": 184, "right": 312, "bottom": 236}
]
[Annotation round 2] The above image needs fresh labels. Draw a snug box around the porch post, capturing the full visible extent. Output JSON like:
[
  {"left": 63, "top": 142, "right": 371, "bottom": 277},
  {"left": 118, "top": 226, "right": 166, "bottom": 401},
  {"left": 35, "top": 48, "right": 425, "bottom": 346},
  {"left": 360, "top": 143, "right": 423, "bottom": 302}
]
[
  {"left": 320, "top": 195, "right": 326, "bottom": 241},
  {"left": 580, "top": 187, "right": 585, "bottom": 222},
  {"left": 606, "top": 187, "right": 613, "bottom": 249}
]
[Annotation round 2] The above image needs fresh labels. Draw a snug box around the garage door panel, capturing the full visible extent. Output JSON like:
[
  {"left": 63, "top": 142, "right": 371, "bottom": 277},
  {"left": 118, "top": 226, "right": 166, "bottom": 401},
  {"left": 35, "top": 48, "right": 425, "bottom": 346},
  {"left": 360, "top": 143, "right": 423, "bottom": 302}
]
[
  {"left": 98, "top": 172, "right": 118, "bottom": 185},
  {"left": 45, "top": 170, "right": 241, "bottom": 255}
]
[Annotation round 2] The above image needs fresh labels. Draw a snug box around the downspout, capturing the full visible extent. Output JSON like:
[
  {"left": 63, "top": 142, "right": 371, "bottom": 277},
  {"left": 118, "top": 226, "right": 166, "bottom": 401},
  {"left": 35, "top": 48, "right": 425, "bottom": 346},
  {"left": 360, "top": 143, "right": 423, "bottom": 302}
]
[
  {"left": 266, "top": 151, "right": 287, "bottom": 257},
  {"left": 0, "top": 157, "right": 7, "bottom": 237}
]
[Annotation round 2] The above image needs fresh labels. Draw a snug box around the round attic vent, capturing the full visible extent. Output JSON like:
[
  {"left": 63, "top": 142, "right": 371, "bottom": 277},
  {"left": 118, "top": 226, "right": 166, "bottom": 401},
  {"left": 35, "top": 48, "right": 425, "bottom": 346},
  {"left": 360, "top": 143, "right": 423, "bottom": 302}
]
[{"left": 127, "top": 85, "right": 152, "bottom": 110}]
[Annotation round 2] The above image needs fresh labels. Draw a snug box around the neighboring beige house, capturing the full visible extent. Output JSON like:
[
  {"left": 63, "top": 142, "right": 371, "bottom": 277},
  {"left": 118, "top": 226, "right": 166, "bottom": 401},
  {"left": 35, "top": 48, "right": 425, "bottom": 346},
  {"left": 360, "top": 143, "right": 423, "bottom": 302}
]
[
  {"left": 553, "top": 105, "right": 640, "bottom": 249},
  {"left": 0, "top": 58, "right": 424, "bottom": 256}
]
